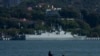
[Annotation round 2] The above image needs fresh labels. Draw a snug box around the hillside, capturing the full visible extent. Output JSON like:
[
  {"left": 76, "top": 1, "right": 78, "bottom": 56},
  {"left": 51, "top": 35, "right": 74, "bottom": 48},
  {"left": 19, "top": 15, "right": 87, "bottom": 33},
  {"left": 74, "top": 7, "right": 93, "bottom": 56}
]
[{"left": 0, "top": 0, "right": 100, "bottom": 37}]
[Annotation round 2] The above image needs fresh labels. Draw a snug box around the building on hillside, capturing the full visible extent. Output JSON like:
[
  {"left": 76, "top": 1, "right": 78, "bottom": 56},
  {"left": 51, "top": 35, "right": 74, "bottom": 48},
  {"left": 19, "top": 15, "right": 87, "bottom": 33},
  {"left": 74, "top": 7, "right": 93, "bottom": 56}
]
[{"left": 45, "top": 5, "right": 61, "bottom": 18}]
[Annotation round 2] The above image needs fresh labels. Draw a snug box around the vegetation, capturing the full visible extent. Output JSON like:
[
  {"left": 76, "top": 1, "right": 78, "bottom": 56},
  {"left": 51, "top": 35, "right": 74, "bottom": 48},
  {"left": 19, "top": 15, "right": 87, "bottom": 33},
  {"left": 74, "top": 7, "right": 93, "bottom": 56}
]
[{"left": 0, "top": 0, "right": 100, "bottom": 37}]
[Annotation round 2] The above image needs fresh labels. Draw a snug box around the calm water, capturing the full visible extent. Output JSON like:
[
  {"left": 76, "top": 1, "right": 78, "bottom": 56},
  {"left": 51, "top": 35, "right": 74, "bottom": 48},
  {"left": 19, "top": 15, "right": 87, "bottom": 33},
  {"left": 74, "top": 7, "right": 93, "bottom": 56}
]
[{"left": 0, "top": 40, "right": 100, "bottom": 56}]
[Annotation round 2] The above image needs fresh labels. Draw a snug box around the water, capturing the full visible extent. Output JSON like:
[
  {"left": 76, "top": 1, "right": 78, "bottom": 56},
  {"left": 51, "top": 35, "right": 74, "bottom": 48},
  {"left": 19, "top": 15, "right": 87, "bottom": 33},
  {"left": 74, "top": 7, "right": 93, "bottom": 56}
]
[{"left": 0, "top": 40, "right": 100, "bottom": 56}]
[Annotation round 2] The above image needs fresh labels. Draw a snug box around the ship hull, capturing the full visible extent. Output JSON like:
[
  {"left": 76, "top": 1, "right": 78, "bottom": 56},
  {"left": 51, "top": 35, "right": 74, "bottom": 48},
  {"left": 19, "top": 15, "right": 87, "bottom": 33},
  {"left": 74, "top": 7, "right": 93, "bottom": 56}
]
[{"left": 25, "top": 35, "right": 85, "bottom": 40}]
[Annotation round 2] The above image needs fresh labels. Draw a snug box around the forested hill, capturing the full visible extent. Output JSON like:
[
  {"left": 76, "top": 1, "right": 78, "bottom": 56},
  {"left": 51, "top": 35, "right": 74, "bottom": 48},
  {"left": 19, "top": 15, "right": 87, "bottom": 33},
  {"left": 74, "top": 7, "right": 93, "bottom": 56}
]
[{"left": 0, "top": 0, "right": 100, "bottom": 37}]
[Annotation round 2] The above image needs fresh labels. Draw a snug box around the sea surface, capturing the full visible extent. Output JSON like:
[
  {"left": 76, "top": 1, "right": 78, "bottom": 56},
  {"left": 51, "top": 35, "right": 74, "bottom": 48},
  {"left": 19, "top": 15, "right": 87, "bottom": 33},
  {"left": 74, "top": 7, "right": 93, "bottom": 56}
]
[{"left": 0, "top": 40, "right": 100, "bottom": 56}]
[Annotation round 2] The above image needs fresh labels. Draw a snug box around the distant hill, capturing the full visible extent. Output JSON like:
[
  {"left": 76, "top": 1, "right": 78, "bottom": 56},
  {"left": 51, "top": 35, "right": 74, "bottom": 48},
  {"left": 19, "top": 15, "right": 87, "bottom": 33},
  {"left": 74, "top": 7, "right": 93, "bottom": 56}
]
[{"left": 0, "top": 0, "right": 100, "bottom": 37}]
